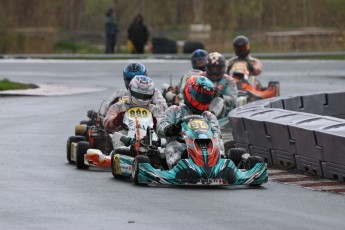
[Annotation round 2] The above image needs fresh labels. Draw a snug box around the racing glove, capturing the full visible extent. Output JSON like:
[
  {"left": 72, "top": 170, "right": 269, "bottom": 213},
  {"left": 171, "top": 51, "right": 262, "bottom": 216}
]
[
  {"left": 213, "top": 91, "right": 223, "bottom": 98},
  {"left": 87, "top": 109, "right": 98, "bottom": 119},
  {"left": 164, "top": 122, "right": 182, "bottom": 137},
  {"left": 123, "top": 137, "right": 132, "bottom": 147}
]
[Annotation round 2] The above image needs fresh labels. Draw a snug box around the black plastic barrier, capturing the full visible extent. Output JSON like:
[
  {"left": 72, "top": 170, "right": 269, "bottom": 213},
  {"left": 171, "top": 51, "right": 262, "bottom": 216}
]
[{"left": 229, "top": 91, "right": 345, "bottom": 181}]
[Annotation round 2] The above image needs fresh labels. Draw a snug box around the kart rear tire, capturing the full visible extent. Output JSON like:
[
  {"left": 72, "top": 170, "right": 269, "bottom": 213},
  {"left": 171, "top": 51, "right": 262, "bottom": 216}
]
[
  {"left": 131, "top": 155, "right": 150, "bottom": 185},
  {"left": 66, "top": 136, "right": 85, "bottom": 164},
  {"left": 76, "top": 141, "right": 89, "bottom": 169},
  {"left": 226, "top": 148, "right": 248, "bottom": 166},
  {"left": 268, "top": 81, "right": 280, "bottom": 96}
]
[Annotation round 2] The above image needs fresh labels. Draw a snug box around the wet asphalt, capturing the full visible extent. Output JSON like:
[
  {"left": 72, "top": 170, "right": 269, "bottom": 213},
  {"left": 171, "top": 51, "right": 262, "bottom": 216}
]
[{"left": 1, "top": 59, "right": 345, "bottom": 230}]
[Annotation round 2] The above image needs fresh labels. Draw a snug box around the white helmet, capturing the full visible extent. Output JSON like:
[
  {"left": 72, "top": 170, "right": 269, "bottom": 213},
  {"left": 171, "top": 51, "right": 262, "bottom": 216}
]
[{"left": 128, "top": 75, "right": 155, "bottom": 106}]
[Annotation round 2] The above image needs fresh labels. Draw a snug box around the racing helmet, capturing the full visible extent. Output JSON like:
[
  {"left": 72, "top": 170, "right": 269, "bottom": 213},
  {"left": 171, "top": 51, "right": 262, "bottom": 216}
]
[
  {"left": 128, "top": 75, "right": 155, "bottom": 107},
  {"left": 183, "top": 75, "right": 215, "bottom": 114},
  {"left": 191, "top": 49, "right": 208, "bottom": 71},
  {"left": 123, "top": 63, "right": 147, "bottom": 89},
  {"left": 233, "top": 35, "right": 250, "bottom": 59},
  {"left": 205, "top": 52, "right": 226, "bottom": 81}
]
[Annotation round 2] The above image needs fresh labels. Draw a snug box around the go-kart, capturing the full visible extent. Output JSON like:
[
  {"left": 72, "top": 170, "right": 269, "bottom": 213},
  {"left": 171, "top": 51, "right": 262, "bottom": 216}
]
[
  {"left": 80, "top": 106, "right": 165, "bottom": 170},
  {"left": 66, "top": 104, "right": 113, "bottom": 167},
  {"left": 112, "top": 114, "right": 268, "bottom": 186},
  {"left": 229, "top": 61, "right": 280, "bottom": 102}
]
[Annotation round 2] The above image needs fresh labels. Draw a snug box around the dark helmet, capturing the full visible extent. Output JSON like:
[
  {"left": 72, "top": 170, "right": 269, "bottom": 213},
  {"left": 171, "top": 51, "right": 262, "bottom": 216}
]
[
  {"left": 123, "top": 63, "right": 147, "bottom": 89},
  {"left": 205, "top": 52, "right": 226, "bottom": 81},
  {"left": 233, "top": 35, "right": 250, "bottom": 59},
  {"left": 183, "top": 75, "right": 215, "bottom": 114},
  {"left": 191, "top": 49, "right": 208, "bottom": 71}
]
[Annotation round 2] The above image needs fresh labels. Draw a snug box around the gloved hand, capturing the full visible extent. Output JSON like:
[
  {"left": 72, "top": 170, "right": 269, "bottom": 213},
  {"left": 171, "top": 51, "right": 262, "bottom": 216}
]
[
  {"left": 164, "top": 122, "right": 182, "bottom": 137},
  {"left": 123, "top": 137, "right": 132, "bottom": 147},
  {"left": 213, "top": 91, "right": 223, "bottom": 98},
  {"left": 87, "top": 110, "right": 98, "bottom": 119}
]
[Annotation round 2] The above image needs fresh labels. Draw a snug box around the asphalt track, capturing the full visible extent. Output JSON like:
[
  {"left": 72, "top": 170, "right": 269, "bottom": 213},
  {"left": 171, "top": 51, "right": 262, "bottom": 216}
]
[{"left": 1, "top": 59, "right": 345, "bottom": 230}]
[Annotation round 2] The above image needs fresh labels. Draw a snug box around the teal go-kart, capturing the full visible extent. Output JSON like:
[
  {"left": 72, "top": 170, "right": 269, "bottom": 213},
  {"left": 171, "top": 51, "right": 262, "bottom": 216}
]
[{"left": 111, "top": 115, "right": 268, "bottom": 186}]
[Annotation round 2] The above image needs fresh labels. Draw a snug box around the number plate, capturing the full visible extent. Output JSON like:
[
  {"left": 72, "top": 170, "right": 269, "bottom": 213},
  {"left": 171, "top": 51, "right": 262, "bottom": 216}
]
[
  {"left": 187, "top": 119, "right": 209, "bottom": 130},
  {"left": 127, "top": 107, "right": 151, "bottom": 118}
]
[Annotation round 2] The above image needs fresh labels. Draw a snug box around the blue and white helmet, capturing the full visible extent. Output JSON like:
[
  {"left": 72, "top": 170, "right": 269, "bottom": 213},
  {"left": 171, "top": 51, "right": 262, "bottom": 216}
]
[
  {"left": 123, "top": 63, "right": 147, "bottom": 89},
  {"left": 129, "top": 75, "right": 155, "bottom": 107}
]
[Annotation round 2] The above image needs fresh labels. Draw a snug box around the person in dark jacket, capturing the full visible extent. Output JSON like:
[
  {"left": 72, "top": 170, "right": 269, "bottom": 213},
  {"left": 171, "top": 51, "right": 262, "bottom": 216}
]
[
  {"left": 127, "top": 14, "right": 149, "bottom": 54},
  {"left": 104, "top": 8, "right": 118, "bottom": 54}
]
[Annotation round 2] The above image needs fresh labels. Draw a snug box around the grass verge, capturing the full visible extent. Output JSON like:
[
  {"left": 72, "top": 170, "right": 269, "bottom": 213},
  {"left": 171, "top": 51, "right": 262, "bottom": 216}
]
[{"left": 0, "top": 79, "right": 38, "bottom": 91}]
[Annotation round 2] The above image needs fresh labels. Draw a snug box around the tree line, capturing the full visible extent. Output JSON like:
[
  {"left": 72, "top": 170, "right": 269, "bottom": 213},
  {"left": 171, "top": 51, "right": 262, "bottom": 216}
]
[{"left": 0, "top": 0, "right": 344, "bottom": 53}]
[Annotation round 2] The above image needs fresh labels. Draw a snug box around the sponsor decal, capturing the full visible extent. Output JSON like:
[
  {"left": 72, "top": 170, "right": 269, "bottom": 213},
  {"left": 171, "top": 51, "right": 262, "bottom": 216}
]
[{"left": 198, "top": 178, "right": 225, "bottom": 185}]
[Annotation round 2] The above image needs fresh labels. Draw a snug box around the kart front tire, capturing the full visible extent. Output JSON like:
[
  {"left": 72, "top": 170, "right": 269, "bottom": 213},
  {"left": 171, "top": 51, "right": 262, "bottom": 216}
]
[
  {"left": 110, "top": 151, "right": 121, "bottom": 179},
  {"left": 66, "top": 136, "right": 85, "bottom": 164},
  {"left": 131, "top": 155, "right": 150, "bottom": 185},
  {"left": 245, "top": 156, "right": 265, "bottom": 170},
  {"left": 76, "top": 141, "right": 89, "bottom": 169},
  {"left": 226, "top": 148, "right": 247, "bottom": 166}
]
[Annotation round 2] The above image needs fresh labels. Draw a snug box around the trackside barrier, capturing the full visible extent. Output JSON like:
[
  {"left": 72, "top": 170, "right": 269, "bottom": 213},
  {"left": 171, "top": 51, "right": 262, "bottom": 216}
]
[{"left": 229, "top": 91, "right": 345, "bottom": 181}]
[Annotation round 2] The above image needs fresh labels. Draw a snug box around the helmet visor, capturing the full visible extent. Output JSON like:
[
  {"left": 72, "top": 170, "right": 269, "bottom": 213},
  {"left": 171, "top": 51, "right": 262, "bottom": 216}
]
[
  {"left": 130, "top": 89, "right": 154, "bottom": 101},
  {"left": 206, "top": 65, "right": 224, "bottom": 80},
  {"left": 189, "top": 84, "right": 214, "bottom": 104},
  {"left": 193, "top": 59, "right": 206, "bottom": 68},
  {"left": 235, "top": 44, "right": 249, "bottom": 57}
]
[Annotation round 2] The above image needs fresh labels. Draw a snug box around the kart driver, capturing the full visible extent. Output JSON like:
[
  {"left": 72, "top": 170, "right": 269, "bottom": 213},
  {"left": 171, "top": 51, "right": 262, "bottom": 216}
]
[
  {"left": 104, "top": 75, "right": 163, "bottom": 134},
  {"left": 157, "top": 75, "right": 224, "bottom": 169},
  {"left": 226, "top": 35, "right": 262, "bottom": 77},
  {"left": 162, "top": 49, "right": 208, "bottom": 105},
  {"left": 104, "top": 62, "right": 167, "bottom": 112},
  {"left": 204, "top": 52, "right": 238, "bottom": 112},
  {"left": 85, "top": 75, "right": 163, "bottom": 167}
]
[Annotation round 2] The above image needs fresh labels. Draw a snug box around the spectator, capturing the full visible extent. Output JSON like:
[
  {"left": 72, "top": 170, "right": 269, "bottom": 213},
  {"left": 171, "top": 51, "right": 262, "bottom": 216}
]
[
  {"left": 127, "top": 14, "right": 149, "bottom": 54},
  {"left": 104, "top": 7, "right": 118, "bottom": 54}
]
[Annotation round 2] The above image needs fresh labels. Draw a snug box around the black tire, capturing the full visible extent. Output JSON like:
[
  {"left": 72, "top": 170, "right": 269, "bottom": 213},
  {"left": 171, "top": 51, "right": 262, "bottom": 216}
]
[
  {"left": 131, "top": 155, "right": 150, "bottom": 185},
  {"left": 183, "top": 41, "right": 204, "bottom": 54},
  {"left": 110, "top": 151, "right": 122, "bottom": 179},
  {"left": 226, "top": 148, "right": 248, "bottom": 166},
  {"left": 245, "top": 156, "right": 265, "bottom": 170},
  {"left": 246, "top": 156, "right": 265, "bottom": 187},
  {"left": 79, "top": 120, "right": 89, "bottom": 125},
  {"left": 151, "top": 37, "right": 177, "bottom": 54},
  {"left": 223, "top": 140, "right": 235, "bottom": 155},
  {"left": 268, "top": 81, "right": 280, "bottom": 96},
  {"left": 66, "top": 136, "right": 85, "bottom": 164},
  {"left": 75, "top": 141, "right": 89, "bottom": 169}
]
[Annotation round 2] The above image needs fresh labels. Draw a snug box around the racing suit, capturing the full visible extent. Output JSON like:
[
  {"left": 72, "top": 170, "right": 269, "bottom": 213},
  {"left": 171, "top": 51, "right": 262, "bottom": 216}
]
[
  {"left": 104, "top": 100, "right": 163, "bottom": 133},
  {"left": 204, "top": 72, "right": 238, "bottom": 112},
  {"left": 226, "top": 55, "right": 262, "bottom": 76},
  {"left": 104, "top": 88, "right": 168, "bottom": 113},
  {"left": 157, "top": 104, "right": 224, "bottom": 169}
]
